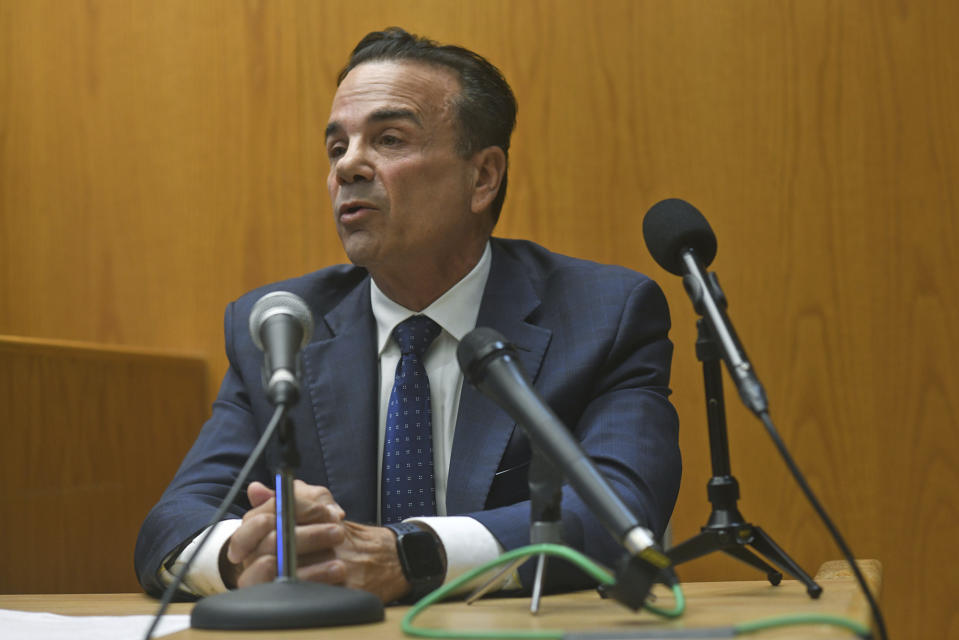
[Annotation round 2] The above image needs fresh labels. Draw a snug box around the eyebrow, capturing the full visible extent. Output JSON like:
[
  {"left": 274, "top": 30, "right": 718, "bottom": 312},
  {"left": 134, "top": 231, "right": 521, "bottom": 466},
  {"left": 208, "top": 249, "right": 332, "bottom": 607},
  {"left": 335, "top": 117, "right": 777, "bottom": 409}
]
[{"left": 325, "top": 108, "right": 422, "bottom": 140}]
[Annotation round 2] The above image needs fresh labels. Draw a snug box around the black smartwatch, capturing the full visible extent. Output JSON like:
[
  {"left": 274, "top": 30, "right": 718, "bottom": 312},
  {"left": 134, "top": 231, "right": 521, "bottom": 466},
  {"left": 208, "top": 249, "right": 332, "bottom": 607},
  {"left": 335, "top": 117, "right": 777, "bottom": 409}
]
[{"left": 385, "top": 522, "right": 446, "bottom": 601}]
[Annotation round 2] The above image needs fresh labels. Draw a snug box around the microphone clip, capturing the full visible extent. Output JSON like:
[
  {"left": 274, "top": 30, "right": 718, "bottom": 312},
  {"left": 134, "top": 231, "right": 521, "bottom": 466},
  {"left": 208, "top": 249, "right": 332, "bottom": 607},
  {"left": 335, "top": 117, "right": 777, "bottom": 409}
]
[
  {"left": 260, "top": 358, "right": 303, "bottom": 406},
  {"left": 682, "top": 264, "right": 727, "bottom": 317}
]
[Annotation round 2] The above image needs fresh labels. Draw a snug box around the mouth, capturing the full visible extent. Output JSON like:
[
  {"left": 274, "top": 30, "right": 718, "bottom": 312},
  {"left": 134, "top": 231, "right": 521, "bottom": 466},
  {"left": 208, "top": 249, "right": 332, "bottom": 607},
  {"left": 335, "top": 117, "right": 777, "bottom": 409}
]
[{"left": 339, "top": 202, "right": 377, "bottom": 219}]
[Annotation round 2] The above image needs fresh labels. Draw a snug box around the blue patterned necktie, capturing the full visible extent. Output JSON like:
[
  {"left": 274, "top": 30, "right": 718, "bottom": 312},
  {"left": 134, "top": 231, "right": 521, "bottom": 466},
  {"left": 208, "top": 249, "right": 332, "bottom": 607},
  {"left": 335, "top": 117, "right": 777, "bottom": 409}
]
[{"left": 381, "top": 315, "right": 442, "bottom": 524}]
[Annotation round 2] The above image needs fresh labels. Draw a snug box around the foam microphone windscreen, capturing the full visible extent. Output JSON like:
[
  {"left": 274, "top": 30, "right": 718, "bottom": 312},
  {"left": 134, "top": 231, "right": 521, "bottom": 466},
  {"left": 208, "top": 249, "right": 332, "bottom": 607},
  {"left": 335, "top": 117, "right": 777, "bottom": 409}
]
[{"left": 642, "top": 198, "right": 718, "bottom": 275}]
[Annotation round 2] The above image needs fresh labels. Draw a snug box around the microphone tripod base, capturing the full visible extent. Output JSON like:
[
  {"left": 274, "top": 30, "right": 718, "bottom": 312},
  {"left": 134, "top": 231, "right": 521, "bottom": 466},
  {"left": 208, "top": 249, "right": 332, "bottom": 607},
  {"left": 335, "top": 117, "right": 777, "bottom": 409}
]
[
  {"left": 190, "top": 580, "right": 384, "bottom": 630},
  {"left": 668, "top": 520, "right": 823, "bottom": 599}
]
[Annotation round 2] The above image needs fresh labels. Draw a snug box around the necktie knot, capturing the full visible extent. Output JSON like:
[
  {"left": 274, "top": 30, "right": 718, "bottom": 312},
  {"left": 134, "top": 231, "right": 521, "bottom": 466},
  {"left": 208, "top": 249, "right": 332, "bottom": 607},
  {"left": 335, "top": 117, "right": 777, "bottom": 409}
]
[{"left": 393, "top": 315, "right": 441, "bottom": 358}]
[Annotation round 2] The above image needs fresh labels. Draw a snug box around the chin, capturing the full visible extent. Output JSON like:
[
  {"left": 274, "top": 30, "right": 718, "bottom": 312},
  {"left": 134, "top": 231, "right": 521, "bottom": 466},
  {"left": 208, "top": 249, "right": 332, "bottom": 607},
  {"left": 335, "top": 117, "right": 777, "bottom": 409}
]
[
  {"left": 343, "top": 250, "right": 370, "bottom": 267},
  {"left": 339, "top": 233, "right": 376, "bottom": 267}
]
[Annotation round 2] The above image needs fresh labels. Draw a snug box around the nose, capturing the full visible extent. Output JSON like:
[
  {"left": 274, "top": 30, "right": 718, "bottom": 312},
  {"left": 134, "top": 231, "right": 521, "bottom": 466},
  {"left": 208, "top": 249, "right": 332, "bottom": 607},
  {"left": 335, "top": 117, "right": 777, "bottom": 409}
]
[{"left": 334, "top": 142, "right": 374, "bottom": 185}]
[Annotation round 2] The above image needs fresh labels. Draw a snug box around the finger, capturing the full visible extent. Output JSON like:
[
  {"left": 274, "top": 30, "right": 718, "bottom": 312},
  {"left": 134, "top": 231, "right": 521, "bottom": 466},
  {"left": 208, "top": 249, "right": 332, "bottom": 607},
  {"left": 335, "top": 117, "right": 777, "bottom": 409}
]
[
  {"left": 242, "top": 521, "right": 345, "bottom": 569},
  {"left": 236, "top": 554, "right": 278, "bottom": 589},
  {"left": 242, "top": 482, "right": 276, "bottom": 523},
  {"left": 296, "top": 559, "right": 346, "bottom": 585},
  {"left": 247, "top": 481, "right": 275, "bottom": 508},
  {"left": 292, "top": 481, "right": 345, "bottom": 523},
  {"left": 241, "top": 497, "right": 276, "bottom": 525},
  {"left": 227, "top": 511, "right": 276, "bottom": 564},
  {"left": 251, "top": 529, "right": 277, "bottom": 558},
  {"left": 294, "top": 522, "right": 346, "bottom": 555},
  {"left": 296, "top": 550, "right": 336, "bottom": 567}
]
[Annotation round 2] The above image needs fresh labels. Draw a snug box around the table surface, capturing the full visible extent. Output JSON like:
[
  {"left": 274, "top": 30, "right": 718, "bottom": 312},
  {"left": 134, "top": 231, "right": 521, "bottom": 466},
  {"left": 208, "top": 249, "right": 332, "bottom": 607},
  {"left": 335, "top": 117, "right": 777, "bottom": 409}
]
[{"left": 0, "top": 560, "right": 880, "bottom": 639}]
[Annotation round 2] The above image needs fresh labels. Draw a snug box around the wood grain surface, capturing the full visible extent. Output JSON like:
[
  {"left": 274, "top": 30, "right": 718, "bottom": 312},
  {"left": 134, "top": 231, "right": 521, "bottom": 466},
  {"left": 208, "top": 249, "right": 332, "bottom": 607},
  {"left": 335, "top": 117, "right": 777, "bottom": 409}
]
[
  {"left": 0, "top": 336, "right": 207, "bottom": 593},
  {"left": 0, "top": 560, "right": 882, "bottom": 639},
  {"left": 1, "top": 1, "right": 956, "bottom": 636}
]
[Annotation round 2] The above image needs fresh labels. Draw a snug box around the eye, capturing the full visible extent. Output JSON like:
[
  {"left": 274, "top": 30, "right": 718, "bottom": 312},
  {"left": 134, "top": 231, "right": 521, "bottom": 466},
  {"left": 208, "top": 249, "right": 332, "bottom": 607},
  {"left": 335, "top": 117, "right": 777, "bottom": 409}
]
[
  {"left": 379, "top": 133, "right": 402, "bottom": 146},
  {"left": 327, "top": 143, "right": 346, "bottom": 159}
]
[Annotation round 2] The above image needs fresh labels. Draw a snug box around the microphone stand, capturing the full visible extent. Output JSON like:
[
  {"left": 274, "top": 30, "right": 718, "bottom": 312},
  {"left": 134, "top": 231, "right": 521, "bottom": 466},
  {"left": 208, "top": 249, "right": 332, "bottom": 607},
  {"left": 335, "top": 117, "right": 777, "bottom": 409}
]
[
  {"left": 190, "top": 405, "right": 384, "bottom": 630},
  {"left": 666, "top": 318, "right": 822, "bottom": 598},
  {"left": 526, "top": 450, "right": 564, "bottom": 613},
  {"left": 274, "top": 413, "right": 300, "bottom": 581},
  {"left": 465, "top": 448, "right": 564, "bottom": 614}
]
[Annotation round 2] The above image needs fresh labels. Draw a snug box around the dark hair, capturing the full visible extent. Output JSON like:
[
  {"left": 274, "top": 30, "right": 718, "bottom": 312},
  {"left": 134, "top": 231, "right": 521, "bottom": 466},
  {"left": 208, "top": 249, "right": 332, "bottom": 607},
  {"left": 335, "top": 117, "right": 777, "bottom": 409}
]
[{"left": 337, "top": 27, "right": 517, "bottom": 224}]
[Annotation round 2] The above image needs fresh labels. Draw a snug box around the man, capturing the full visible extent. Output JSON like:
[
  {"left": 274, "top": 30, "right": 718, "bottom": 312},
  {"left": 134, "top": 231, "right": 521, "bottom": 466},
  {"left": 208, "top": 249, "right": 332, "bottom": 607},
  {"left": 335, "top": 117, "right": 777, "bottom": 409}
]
[{"left": 135, "top": 27, "right": 681, "bottom": 604}]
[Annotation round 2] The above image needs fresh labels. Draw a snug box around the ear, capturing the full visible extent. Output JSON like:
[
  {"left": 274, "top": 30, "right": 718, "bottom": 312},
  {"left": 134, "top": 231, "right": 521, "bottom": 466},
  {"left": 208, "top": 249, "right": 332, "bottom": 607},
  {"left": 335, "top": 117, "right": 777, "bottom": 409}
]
[{"left": 469, "top": 146, "right": 507, "bottom": 216}]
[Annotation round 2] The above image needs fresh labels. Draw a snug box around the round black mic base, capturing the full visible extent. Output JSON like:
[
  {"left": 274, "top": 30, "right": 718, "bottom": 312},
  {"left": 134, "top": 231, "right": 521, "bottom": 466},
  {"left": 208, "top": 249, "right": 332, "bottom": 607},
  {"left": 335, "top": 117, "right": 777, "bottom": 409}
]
[{"left": 190, "top": 580, "right": 384, "bottom": 630}]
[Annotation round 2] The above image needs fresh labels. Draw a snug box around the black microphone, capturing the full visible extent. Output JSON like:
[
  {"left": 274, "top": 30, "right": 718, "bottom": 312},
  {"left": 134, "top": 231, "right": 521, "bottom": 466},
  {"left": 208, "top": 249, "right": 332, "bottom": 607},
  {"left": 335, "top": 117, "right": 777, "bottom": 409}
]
[
  {"left": 457, "top": 328, "right": 670, "bottom": 602},
  {"left": 643, "top": 198, "right": 768, "bottom": 415},
  {"left": 248, "top": 291, "right": 314, "bottom": 406}
]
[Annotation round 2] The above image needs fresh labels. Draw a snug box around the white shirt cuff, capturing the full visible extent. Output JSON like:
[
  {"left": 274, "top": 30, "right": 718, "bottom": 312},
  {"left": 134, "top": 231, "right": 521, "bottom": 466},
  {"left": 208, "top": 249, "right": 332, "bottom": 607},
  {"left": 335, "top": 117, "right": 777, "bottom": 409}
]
[
  {"left": 158, "top": 519, "right": 241, "bottom": 597},
  {"left": 408, "top": 516, "right": 521, "bottom": 594}
]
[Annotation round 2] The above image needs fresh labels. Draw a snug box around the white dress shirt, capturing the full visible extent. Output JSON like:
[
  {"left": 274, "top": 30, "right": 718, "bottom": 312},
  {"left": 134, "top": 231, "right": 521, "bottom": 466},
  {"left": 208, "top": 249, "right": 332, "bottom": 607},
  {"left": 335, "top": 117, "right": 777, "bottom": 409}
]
[{"left": 163, "top": 242, "right": 516, "bottom": 595}]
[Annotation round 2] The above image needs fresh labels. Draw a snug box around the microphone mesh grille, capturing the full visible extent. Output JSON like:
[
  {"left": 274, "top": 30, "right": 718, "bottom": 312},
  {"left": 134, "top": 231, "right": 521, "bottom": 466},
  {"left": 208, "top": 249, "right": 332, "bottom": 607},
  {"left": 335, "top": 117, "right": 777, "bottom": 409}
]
[{"left": 248, "top": 291, "right": 314, "bottom": 350}]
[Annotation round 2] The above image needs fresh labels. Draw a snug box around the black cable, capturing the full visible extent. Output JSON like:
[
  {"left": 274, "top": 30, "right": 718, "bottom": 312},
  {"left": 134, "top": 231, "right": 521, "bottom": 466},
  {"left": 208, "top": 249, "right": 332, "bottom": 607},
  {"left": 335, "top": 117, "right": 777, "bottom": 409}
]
[
  {"left": 757, "top": 410, "right": 887, "bottom": 640},
  {"left": 142, "top": 403, "right": 288, "bottom": 640}
]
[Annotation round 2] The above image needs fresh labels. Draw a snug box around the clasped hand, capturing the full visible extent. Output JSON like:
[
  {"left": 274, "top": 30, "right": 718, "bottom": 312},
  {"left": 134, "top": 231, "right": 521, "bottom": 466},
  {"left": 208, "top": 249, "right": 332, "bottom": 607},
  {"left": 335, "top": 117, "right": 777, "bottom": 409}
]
[{"left": 221, "top": 479, "right": 409, "bottom": 602}]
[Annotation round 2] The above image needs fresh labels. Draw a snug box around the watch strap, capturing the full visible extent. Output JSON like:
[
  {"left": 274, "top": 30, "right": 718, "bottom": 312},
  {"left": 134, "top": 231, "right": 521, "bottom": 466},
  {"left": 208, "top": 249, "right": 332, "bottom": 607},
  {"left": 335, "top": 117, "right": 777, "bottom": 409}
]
[{"left": 385, "top": 521, "right": 422, "bottom": 538}]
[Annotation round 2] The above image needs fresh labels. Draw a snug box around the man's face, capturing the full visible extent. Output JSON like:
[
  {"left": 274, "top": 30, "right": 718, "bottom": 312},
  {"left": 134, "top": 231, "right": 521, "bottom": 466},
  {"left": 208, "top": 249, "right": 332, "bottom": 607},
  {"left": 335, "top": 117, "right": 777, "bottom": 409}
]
[{"left": 325, "top": 60, "right": 479, "bottom": 274}]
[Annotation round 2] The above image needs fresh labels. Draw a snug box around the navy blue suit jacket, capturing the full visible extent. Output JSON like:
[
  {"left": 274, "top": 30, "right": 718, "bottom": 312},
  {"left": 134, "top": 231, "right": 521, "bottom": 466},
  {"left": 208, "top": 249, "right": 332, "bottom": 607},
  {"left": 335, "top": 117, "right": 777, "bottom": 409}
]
[{"left": 135, "top": 238, "right": 681, "bottom": 596}]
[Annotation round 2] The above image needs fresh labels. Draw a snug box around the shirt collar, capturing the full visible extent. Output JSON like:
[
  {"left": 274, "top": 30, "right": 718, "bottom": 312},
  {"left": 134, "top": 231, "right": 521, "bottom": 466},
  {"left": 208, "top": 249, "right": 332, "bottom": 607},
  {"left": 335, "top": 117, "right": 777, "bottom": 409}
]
[{"left": 371, "top": 241, "right": 492, "bottom": 356}]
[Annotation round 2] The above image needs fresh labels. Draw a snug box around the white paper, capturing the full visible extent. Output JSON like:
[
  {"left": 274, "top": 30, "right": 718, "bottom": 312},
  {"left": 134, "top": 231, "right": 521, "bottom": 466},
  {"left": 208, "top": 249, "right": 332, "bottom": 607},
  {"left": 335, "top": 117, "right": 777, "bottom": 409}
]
[{"left": 0, "top": 609, "right": 190, "bottom": 640}]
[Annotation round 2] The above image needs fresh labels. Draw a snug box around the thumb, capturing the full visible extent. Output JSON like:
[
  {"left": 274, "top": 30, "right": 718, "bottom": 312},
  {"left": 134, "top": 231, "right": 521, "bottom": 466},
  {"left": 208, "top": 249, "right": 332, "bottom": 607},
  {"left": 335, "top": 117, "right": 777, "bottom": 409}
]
[{"left": 247, "top": 480, "right": 275, "bottom": 508}]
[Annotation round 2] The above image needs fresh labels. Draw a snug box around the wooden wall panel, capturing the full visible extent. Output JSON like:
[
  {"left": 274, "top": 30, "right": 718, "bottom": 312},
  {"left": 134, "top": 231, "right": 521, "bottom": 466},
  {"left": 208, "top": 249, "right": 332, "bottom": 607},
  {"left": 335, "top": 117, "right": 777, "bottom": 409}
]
[
  {"left": 0, "top": 336, "right": 207, "bottom": 593},
  {"left": 1, "top": 1, "right": 956, "bottom": 636}
]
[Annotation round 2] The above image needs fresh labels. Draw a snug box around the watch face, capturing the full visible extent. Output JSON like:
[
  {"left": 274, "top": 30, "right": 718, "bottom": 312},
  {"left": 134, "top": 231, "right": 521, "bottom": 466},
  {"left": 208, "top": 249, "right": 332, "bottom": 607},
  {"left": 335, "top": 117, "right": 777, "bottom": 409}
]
[{"left": 403, "top": 531, "right": 444, "bottom": 579}]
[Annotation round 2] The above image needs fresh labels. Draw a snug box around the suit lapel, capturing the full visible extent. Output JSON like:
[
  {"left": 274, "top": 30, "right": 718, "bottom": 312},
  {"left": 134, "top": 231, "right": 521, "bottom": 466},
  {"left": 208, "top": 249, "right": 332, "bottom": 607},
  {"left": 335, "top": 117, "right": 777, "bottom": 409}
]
[
  {"left": 446, "top": 242, "right": 551, "bottom": 514},
  {"left": 299, "top": 278, "right": 380, "bottom": 524}
]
